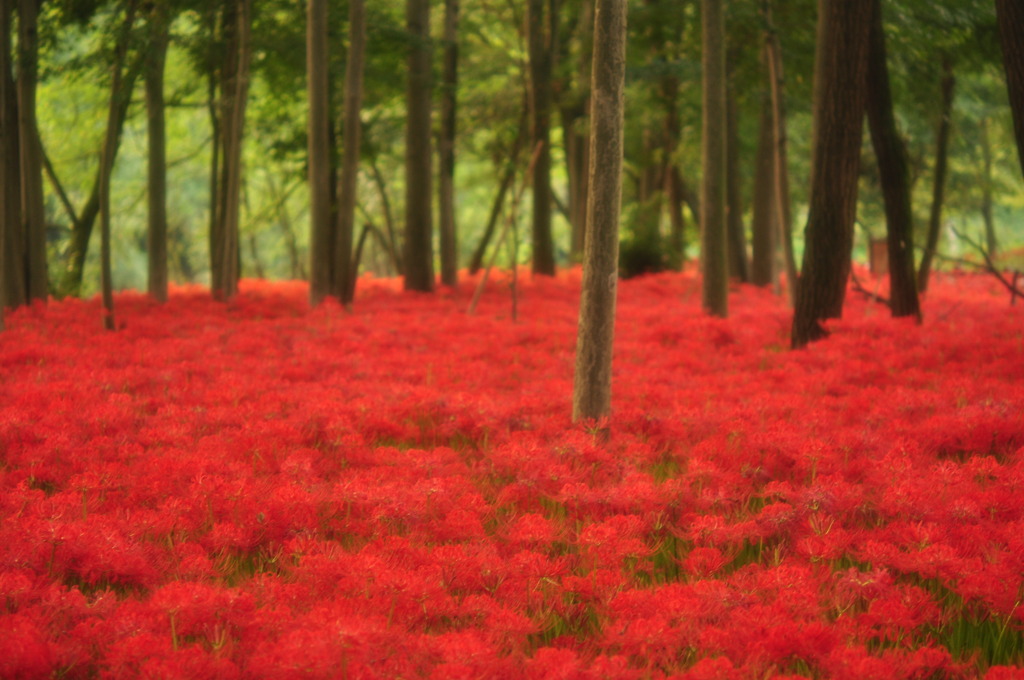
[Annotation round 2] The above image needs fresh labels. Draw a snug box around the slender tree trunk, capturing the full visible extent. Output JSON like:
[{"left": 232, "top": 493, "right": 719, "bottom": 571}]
[
  {"left": 573, "top": 0, "right": 626, "bottom": 424},
  {"left": 980, "top": 117, "right": 997, "bottom": 257},
  {"left": 1, "top": 0, "right": 22, "bottom": 310},
  {"left": 661, "top": 75, "right": 686, "bottom": 267},
  {"left": 17, "top": 0, "right": 46, "bottom": 302},
  {"left": 145, "top": 6, "right": 170, "bottom": 302},
  {"left": 701, "top": 0, "right": 727, "bottom": 317},
  {"left": 336, "top": 0, "right": 366, "bottom": 303},
  {"left": 307, "top": 0, "right": 332, "bottom": 305},
  {"left": 761, "top": 0, "right": 796, "bottom": 302},
  {"left": 469, "top": 162, "right": 516, "bottom": 275},
  {"left": 997, "top": 0, "right": 1024, "bottom": 178},
  {"left": 99, "top": 0, "right": 139, "bottom": 330},
  {"left": 791, "top": 0, "right": 872, "bottom": 348},
  {"left": 751, "top": 83, "right": 776, "bottom": 287},
  {"left": 725, "top": 72, "right": 748, "bottom": 282},
  {"left": 917, "top": 56, "right": 954, "bottom": 294},
  {"left": 528, "top": 0, "right": 556, "bottom": 275},
  {"left": 404, "top": 0, "right": 434, "bottom": 292},
  {"left": 438, "top": 0, "right": 459, "bottom": 286},
  {"left": 864, "top": 0, "right": 920, "bottom": 320}
]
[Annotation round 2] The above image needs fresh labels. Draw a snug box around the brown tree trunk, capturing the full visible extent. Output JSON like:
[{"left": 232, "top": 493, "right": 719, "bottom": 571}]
[
  {"left": 99, "top": 0, "right": 139, "bottom": 330},
  {"left": 750, "top": 83, "right": 776, "bottom": 287},
  {"left": 528, "top": 0, "right": 556, "bottom": 275},
  {"left": 1, "top": 0, "right": 23, "bottom": 310},
  {"left": 864, "top": 0, "right": 920, "bottom": 320},
  {"left": 573, "top": 0, "right": 626, "bottom": 424},
  {"left": 438, "top": 0, "right": 459, "bottom": 287},
  {"left": 701, "top": 0, "right": 727, "bottom": 317},
  {"left": 336, "top": 0, "right": 366, "bottom": 304},
  {"left": 725, "top": 72, "right": 748, "bottom": 282},
  {"left": 980, "top": 117, "right": 997, "bottom": 257},
  {"left": 662, "top": 75, "right": 687, "bottom": 268},
  {"left": 17, "top": 0, "right": 47, "bottom": 302},
  {"left": 916, "top": 56, "right": 954, "bottom": 294},
  {"left": 307, "top": 0, "right": 332, "bottom": 305},
  {"left": 791, "top": 0, "right": 872, "bottom": 348},
  {"left": 145, "top": 5, "right": 170, "bottom": 303},
  {"left": 403, "top": 0, "right": 434, "bottom": 292},
  {"left": 997, "top": 0, "right": 1024, "bottom": 178}
]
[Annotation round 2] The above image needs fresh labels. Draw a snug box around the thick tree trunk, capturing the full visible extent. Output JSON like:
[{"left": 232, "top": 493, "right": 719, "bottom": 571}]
[
  {"left": 17, "top": 0, "right": 46, "bottom": 302},
  {"left": 336, "top": 0, "right": 366, "bottom": 304},
  {"left": 997, "top": 0, "right": 1024, "bottom": 178},
  {"left": 864, "top": 0, "right": 920, "bottom": 320},
  {"left": 145, "top": 6, "right": 170, "bottom": 303},
  {"left": 725, "top": 74, "right": 748, "bottom": 283},
  {"left": 751, "top": 85, "right": 776, "bottom": 287},
  {"left": 761, "top": 0, "right": 796, "bottom": 303},
  {"left": 1, "top": 0, "right": 23, "bottom": 310},
  {"left": 307, "top": 0, "right": 332, "bottom": 305},
  {"left": 438, "top": 0, "right": 459, "bottom": 287},
  {"left": 99, "top": 0, "right": 139, "bottom": 330},
  {"left": 528, "top": 0, "right": 556, "bottom": 275},
  {"left": 700, "top": 0, "right": 727, "bottom": 317},
  {"left": 403, "top": 0, "right": 434, "bottom": 292},
  {"left": 916, "top": 56, "right": 954, "bottom": 294},
  {"left": 791, "top": 0, "right": 872, "bottom": 348},
  {"left": 573, "top": 0, "right": 626, "bottom": 424}
]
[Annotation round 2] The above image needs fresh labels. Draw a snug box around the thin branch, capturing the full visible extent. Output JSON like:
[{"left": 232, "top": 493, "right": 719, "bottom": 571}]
[
  {"left": 850, "top": 269, "right": 891, "bottom": 307},
  {"left": 950, "top": 226, "right": 1024, "bottom": 303}
]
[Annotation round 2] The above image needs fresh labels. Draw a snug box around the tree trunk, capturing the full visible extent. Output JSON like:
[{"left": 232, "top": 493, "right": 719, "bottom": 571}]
[
  {"left": 469, "top": 161, "right": 515, "bottom": 275},
  {"left": 997, "top": 0, "right": 1024, "bottom": 178},
  {"left": 336, "top": 0, "right": 366, "bottom": 304},
  {"left": 700, "top": 0, "right": 727, "bottom": 317},
  {"left": 573, "top": 0, "right": 626, "bottom": 424},
  {"left": 864, "top": 0, "right": 920, "bottom": 320},
  {"left": 438, "top": 0, "right": 459, "bottom": 287},
  {"left": 1, "top": 0, "right": 23, "bottom": 310},
  {"left": 307, "top": 0, "right": 332, "bottom": 305},
  {"left": 761, "top": 0, "right": 796, "bottom": 303},
  {"left": 791, "top": 0, "right": 872, "bottom": 348},
  {"left": 750, "top": 83, "right": 776, "bottom": 287},
  {"left": 662, "top": 75, "right": 686, "bottom": 268},
  {"left": 403, "top": 0, "right": 434, "bottom": 292},
  {"left": 212, "top": 0, "right": 252, "bottom": 301},
  {"left": 980, "top": 117, "right": 997, "bottom": 257},
  {"left": 145, "top": 5, "right": 170, "bottom": 303},
  {"left": 916, "top": 56, "right": 954, "bottom": 294},
  {"left": 528, "top": 0, "right": 556, "bottom": 275},
  {"left": 725, "top": 72, "right": 748, "bottom": 283},
  {"left": 17, "top": 0, "right": 46, "bottom": 302},
  {"left": 99, "top": 0, "right": 139, "bottom": 330}
]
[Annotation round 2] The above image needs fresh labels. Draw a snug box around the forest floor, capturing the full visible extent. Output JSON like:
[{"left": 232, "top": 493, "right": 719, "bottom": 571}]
[{"left": 1, "top": 267, "right": 1023, "bottom": 679}]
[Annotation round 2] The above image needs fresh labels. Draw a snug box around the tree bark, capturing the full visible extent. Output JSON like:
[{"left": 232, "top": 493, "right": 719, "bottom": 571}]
[
  {"left": 864, "top": 0, "right": 920, "bottom": 320},
  {"left": 438, "top": 0, "right": 459, "bottom": 287},
  {"left": 403, "top": 0, "right": 434, "bottom": 292},
  {"left": 725, "top": 72, "right": 748, "bottom": 283},
  {"left": 661, "top": 75, "right": 686, "bottom": 268},
  {"left": 980, "top": 116, "right": 997, "bottom": 257},
  {"left": 17, "top": 0, "right": 47, "bottom": 302},
  {"left": 336, "top": 0, "right": 366, "bottom": 304},
  {"left": 750, "top": 82, "right": 776, "bottom": 287},
  {"left": 307, "top": 0, "right": 332, "bottom": 305},
  {"left": 145, "top": 5, "right": 170, "bottom": 303},
  {"left": 791, "top": 0, "right": 872, "bottom": 348},
  {"left": 528, "top": 0, "right": 556, "bottom": 275},
  {"left": 700, "top": 0, "right": 727, "bottom": 317},
  {"left": 997, "top": 0, "right": 1024, "bottom": 178},
  {"left": 573, "top": 0, "right": 626, "bottom": 424},
  {"left": 1, "top": 0, "right": 22, "bottom": 310},
  {"left": 916, "top": 56, "right": 954, "bottom": 294}
]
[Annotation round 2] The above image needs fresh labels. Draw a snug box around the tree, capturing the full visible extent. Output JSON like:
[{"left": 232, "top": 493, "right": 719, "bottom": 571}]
[
  {"left": 791, "top": 0, "right": 872, "bottom": 349},
  {"left": 916, "top": 56, "right": 954, "bottom": 294},
  {"left": 573, "top": 0, "right": 626, "bottom": 424},
  {"left": 750, "top": 83, "right": 776, "bottom": 287},
  {"left": 1, "top": 0, "right": 21, "bottom": 311},
  {"left": 996, "top": 0, "right": 1024, "bottom": 177},
  {"left": 145, "top": 3, "right": 171, "bottom": 303},
  {"left": 701, "top": 0, "right": 728, "bottom": 318},
  {"left": 438, "top": 0, "right": 459, "bottom": 287},
  {"left": 528, "top": 0, "right": 557, "bottom": 276},
  {"left": 335, "top": 0, "right": 366, "bottom": 305},
  {"left": 864, "top": 0, "right": 920, "bottom": 320},
  {"left": 404, "top": 0, "right": 434, "bottom": 292},
  {"left": 17, "top": 0, "right": 47, "bottom": 303},
  {"left": 307, "top": 0, "right": 331, "bottom": 306}
]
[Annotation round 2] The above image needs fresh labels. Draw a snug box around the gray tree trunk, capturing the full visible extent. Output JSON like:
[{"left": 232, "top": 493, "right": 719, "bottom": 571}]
[
  {"left": 307, "top": 0, "right": 332, "bottom": 305},
  {"left": 573, "top": 0, "right": 627, "bottom": 424},
  {"left": 403, "top": 0, "right": 434, "bottom": 292},
  {"left": 701, "top": 0, "right": 728, "bottom": 317},
  {"left": 336, "top": 0, "right": 366, "bottom": 304}
]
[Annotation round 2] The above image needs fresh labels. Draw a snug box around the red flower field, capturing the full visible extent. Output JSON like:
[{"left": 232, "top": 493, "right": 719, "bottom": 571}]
[{"left": 1, "top": 268, "right": 1023, "bottom": 679}]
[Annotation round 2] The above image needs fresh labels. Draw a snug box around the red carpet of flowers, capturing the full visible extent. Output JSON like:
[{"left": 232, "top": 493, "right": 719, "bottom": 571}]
[{"left": 2, "top": 269, "right": 1023, "bottom": 679}]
